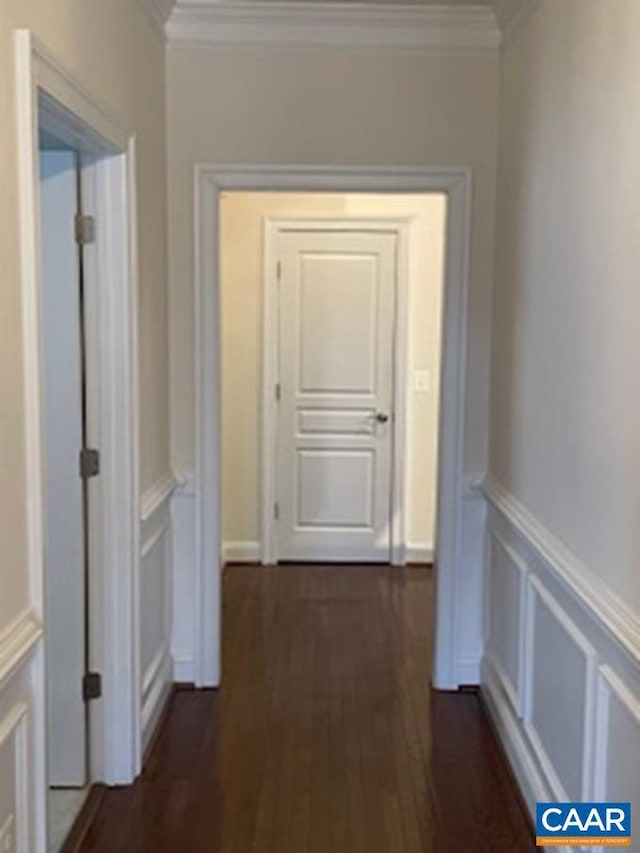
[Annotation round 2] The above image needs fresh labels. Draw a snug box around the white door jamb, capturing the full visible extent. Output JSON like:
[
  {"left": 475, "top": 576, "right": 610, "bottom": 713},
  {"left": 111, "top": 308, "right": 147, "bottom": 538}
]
[
  {"left": 194, "top": 165, "right": 471, "bottom": 691},
  {"left": 15, "top": 32, "right": 141, "bottom": 827}
]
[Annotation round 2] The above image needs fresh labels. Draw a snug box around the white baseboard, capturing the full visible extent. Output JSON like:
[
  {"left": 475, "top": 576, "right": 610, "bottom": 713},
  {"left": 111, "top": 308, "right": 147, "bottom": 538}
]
[
  {"left": 456, "top": 656, "right": 480, "bottom": 685},
  {"left": 141, "top": 647, "right": 173, "bottom": 752},
  {"left": 172, "top": 652, "right": 195, "bottom": 684},
  {"left": 223, "top": 540, "right": 261, "bottom": 563},
  {"left": 481, "top": 656, "right": 548, "bottom": 817},
  {"left": 404, "top": 541, "right": 434, "bottom": 564}
]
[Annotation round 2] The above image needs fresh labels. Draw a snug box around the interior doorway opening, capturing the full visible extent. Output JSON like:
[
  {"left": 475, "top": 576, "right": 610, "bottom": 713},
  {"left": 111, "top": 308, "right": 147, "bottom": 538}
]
[
  {"left": 219, "top": 192, "right": 447, "bottom": 569},
  {"left": 24, "top": 64, "right": 140, "bottom": 848},
  {"left": 38, "top": 131, "right": 95, "bottom": 851},
  {"left": 192, "top": 165, "right": 471, "bottom": 691}
]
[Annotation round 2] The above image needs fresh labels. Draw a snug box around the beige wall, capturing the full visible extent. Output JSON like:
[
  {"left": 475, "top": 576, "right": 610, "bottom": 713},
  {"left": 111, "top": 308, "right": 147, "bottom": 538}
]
[
  {"left": 220, "top": 192, "right": 445, "bottom": 550},
  {"left": 0, "top": 1, "right": 170, "bottom": 630},
  {"left": 491, "top": 0, "right": 640, "bottom": 612},
  {"left": 167, "top": 47, "right": 500, "bottom": 490}
]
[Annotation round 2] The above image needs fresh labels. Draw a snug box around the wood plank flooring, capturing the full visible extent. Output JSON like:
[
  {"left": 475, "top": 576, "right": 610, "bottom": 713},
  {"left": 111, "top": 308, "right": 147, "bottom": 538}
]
[{"left": 79, "top": 564, "right": 535, "bottom": 852}]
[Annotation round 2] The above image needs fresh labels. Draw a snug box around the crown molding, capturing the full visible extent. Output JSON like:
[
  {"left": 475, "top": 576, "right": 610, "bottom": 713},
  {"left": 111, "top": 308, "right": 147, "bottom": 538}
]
[
  {"left": 166, "top": 2, "right": 501, "bottom": 52},
  {"left": 493, "top": 0, "right": 536, "bottom": 45},
  {"left": 138, "top": 0, "right": 175, "bottom": 41}
]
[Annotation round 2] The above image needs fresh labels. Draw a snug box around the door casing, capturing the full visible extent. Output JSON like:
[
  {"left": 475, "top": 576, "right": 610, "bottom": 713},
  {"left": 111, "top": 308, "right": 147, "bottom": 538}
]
[
  {"left": 15, "top": 33, "right": 141, "bottom": 851},
  {"left": 194, "top": 165, "right": 473, "bottom": 692},
  {"left": 262, "top": 217, "right": 413, "bottom": 566}
]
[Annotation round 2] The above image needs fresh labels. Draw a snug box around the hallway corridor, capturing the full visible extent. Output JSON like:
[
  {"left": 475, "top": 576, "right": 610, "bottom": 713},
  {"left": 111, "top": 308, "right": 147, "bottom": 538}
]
[{"left": 78, "top": 565, "right": 535, "bottom": 852}]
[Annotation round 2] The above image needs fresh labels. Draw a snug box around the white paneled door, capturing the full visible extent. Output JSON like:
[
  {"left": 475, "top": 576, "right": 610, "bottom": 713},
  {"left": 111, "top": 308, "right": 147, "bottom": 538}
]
[{"left": 277, "top": 229, "right": 397, "bottom": 562}]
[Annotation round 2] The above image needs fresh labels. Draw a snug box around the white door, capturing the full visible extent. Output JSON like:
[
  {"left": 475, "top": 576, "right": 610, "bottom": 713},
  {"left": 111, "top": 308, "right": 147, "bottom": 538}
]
[
  {"left": 277, "top": 229, "right": 397, "bottom": 562},
  {"left": 40, "top": 150, "right": 87, "bottom": 786}
]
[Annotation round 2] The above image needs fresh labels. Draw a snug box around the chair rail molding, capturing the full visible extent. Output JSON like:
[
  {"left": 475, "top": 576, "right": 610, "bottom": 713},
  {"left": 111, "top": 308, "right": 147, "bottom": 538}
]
[
  {"left": 483, "top": 477, "right": 640, "bottom": 666},
  {"left": 0, "top": 608, "right": 43, "bottom": 692},
  {"left": 141, "top": 471, "right": 179, "bottom": 523}
]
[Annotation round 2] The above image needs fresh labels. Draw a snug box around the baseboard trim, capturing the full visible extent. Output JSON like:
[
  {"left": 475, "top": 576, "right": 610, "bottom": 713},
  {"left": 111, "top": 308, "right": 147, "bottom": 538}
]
[
  {"left": 141, "top": 647, "right": 173, "bottom": 748},
  {"left": 172, "top": 651, "right": 195, "bottom": 684},
  {"left": 142, "top": 685, "right": 177, "bottom": 767},
  {"left": 223, "top": 540, "right": 261, "bottom": 564},
  {"left": 405, "top": 542, "right": 434, "bottom": 564},
  {"left": 479, "top": 671, "right": 538, "bottom": 841},
  {"left": 481, "top": 656, "right": 548, "bottom": 816},
  {"left": 59, "top": 784, "right": 107, "bottom": 853},
  {"left": 456, "top": 656, "right": 480, "bottom": 686}
]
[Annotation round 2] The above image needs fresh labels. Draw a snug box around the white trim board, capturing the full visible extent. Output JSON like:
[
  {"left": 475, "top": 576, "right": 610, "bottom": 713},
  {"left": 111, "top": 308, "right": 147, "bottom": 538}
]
[
  {"left": 223, "top": 541, "right": 262, "bottom": 564},
  {"left": 167, "top": 2, "right": 501, "bottom": 51},
  {"left": 405, "top": 543, "right": 434, "bottom": 564},
  {"left": 493, "top": 0, "right": 536, "bottom": 45},
  {"left": 141, "top": 471, "right": 179, "bottom": 522},
  {"left": 194, "top": 164, "right": 472, "bottom": 690},
  {"left": 261, "top": 216, "right": 414, "bottom": 567},
  {"left": 14, "top": 28, "right": 141, "bottom": 804},
  {"left": 0, "top": 607, "right": 43, "bottom": 692},
  {"left": 138, "top": 0, "right": 174, "bottom": 41}
]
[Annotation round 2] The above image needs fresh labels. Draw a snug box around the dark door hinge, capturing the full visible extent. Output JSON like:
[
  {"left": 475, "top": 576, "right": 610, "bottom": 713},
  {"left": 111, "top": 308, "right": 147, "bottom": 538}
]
[
  {"left": 79, "top": 448, "right": 100, "bottom": 479},
  {"left": 274, "top": 501, "right": 280, "bottom": 520},
  {"left": 82, "top": 672, "right": 102, "bottom": 702},
  {"left": 75, "top": 214, "right": 96, "bottom": 246}
]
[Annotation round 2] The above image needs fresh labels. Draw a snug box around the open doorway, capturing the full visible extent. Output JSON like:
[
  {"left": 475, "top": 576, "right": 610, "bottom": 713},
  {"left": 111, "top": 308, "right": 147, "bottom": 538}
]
[
  {"left": 14, "top": 30, "right": 141, "bottom": 847},
  {"left": 38, "top": 133, "right": 96, "bottom": 850},
  {"left": 35, "top": 89, "right": 139, "bottom": 846},
  {"left": 191, "top": 166, "right": 472, "bottom": 691},
  {"left": 219, "top": 193, "right": 446, "bottom": 568}
]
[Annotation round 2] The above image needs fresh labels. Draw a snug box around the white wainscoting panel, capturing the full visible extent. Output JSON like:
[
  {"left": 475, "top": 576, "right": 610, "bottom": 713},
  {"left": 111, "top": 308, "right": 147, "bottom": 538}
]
[
  {"left": 455, "top": 490, "right": 486, "bottom": 684},
  {"left": 140, "top": 474, "right": 175, "bottom": 752},
  {"left": 482, "top": 477, "right": 640, "bottom": 830},
  {"left": 485, "top": 529, "right": 526, "bottom": 715},
  {"left": 0, "top": 616, "right": 45, "bottom": 853},
  {"left": 171, "top": 472, "right": 196, "bottom": 683},
  {"left": 0, "top": 701, "right": 29, "bottom": 853},
  {"left": 593, "top": 667, "right": 640, "bottom": 853},
  {"left": 524, "top": 576, "right": 595, "bottom": 803}
]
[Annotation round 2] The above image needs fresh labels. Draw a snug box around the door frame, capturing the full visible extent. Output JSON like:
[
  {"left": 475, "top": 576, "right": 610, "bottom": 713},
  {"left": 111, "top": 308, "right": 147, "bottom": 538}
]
[
  {"left": 15, "top": 30, "right": 141, "bottom": 816},
  {"left": 194, "top": 165, "right": 471, "bottom": 690},
  {"left": 261, "top": 216, "right": 413, "bottom": 566}
]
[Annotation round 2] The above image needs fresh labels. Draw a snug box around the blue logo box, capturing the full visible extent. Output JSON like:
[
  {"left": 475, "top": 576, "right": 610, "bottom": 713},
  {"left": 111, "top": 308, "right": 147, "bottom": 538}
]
[{"left": 536, "top": 803, "right": 631, "bottom": 847}]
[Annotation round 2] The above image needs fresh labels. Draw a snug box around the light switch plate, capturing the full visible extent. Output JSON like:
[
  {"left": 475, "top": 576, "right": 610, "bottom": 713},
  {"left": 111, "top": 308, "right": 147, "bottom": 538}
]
[
  {"left": 0, "top": 813, "right": 15, "bottom": 853},
  {"left": 412, "top": 370, "right": 430, "bottom": 393}
]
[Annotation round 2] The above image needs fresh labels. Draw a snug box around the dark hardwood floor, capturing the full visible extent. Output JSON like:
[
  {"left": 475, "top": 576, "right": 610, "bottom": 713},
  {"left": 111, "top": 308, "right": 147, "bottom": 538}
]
[{"left": 79, "top": 564, "right": 535, "bottom": 852}]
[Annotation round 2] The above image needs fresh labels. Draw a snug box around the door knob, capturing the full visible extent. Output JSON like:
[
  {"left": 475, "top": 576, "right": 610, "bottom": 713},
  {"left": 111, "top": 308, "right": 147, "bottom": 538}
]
[{"left": 375, "top": 412, "right": 389, "bottom": 423}]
